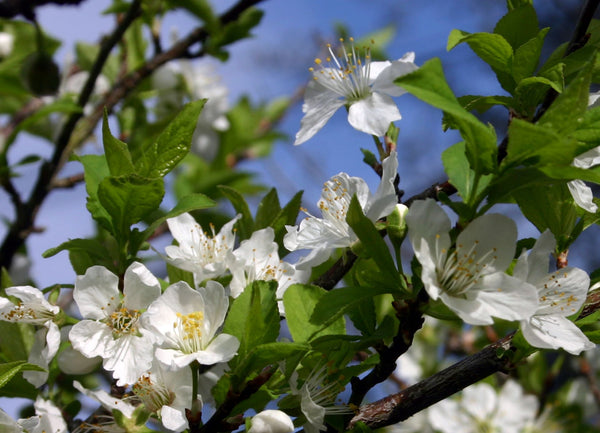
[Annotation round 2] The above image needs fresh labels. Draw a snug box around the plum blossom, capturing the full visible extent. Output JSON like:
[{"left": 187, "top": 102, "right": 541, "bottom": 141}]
[
  {"left": 513, "top": 230, "right": 594, "bottom": 355},
  {"left": 144, "top": 280, "right": 239, "bottom": 369},
  {"left": 132, "top": 361, "right": 195, "bottom": 432},
  {"left": 290, "top": 364, "right": 351, "bottom": 433},
  {"left": 69, "top": 262, "right": 161, "bottom": 386},
  {"left": 428, "top": 380, "right": 538, "bottom": 433},
  {"left": 284, "top": 151, "right": 398, "bottom": 266},
  {"left": 0, "top": 286, "right": 61, "bottom": 386},
  {"left": 228, "top": 227, "right": 309, "bottom": 308},
  {"left": 249, "top": 410, "right": 295, "bottom": 433},
  {"left": 165, "top": 212, "right": 240, "bottom": 284},
  {"left": 406, "top": 199, "right": 539, "bottom": 325},
  {"left": 295, "top": 37, "right": 418, "bottom": 145}
]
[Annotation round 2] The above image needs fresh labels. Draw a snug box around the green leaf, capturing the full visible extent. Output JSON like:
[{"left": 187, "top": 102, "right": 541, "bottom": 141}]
[
  {"left": 512, "top": 183, "right": 578, "bottom": 247},
  {"left": 442, "top": 141, "right": 492, "bottom": 206},
  {"left": 42, "top": 238, "right": 113, "bottom": 273},
  {"left": 222, "top": 281, "right": 280, "bottom": 362},
  {"left": 102, "top": 111, "right": 135, "bottom": 176},
  {"left": 255, "top": 188, "right": 281, "bottom": 229},
  {"left": 233, "top": 342, "right": 308, "bottom": 385},
  {"left": 141, "top": 193, "right": 216, "bottom": 242},
  {"left": 571, "top": 105, "right": 600, "bottom": 148},
  {"left": 396, "top": 58, "right": 498, "bottom": 174},
  {"left": 167, "top": 0, "right": 220, "bottom": 33},
  {"left": 493, "top": 4, "right": 539, "bottom": 50},
  {"left": 502, "top": 118, "right": 577, "bottom": 170},
  {"left": 346, "top": 195, "right": 402, "bottom": 289},
  {"left": 73, "top": 154, "right": 113, "bottom": 232},
  {"left": 447, "top": 30, "right": 515, "bottom": 92},
  {"left": 538, "top": 58, "right": 594, "bottom": 135},
  {"left": 137, "top": 99, "right": 206, "bottom": 178},
  {"left": 0, "top": 361, "right": 45, "bottom": 390},
  {"left": 97, "top": 175, "right": 165, "bottom": 239},
  {"left": 310, "top": 285, "right": 395, "bottom": 330},
  {"left": 218, "top": 185, "right": 254, "bottom": 240},
  {"left": 512, "top": 28, "right": 549, "bottom": 82},
  {"left": 283, "top": 284, "right": 345, "bottom": 342}
]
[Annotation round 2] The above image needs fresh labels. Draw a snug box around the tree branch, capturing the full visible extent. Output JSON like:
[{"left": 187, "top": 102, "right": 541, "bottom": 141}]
[{"left": 349, "top": 289, "right": 600, "bottom": 430}]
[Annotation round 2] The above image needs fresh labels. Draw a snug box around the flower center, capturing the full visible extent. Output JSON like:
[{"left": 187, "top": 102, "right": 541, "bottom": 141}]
[
  {"left": 1, "top": 302, "right": 54, "bottom": 324},
  {"left": 437, "top": 239, "right": 496, "bottom": 297},
  {"left": 173, "top": 311, "right": 204, "bottom": 353},
  {"left": 109, "top": 307, "right": 141, "bottom": 338},
  {"left": 133, "top": 373, "right": 175, "bottom": 413},
  {"left": 189, "top": 223, "right": 229, "bottom": 264},
  {"left": 310, "top": 37, "right": 373, "bottom": 101},
  {"left": 318, "top": 176, "right": 352, "bottom": 223}
]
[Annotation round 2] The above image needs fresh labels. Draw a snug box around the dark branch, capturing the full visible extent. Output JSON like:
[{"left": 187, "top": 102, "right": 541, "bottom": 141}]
[{"left": 0, "top": 0, "right": 87, "bottom": 20}]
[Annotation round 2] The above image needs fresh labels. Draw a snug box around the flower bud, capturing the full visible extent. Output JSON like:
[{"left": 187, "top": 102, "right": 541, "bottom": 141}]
[
  {"left": 387, "top": 203, "right": 409, "bottom": 243},
  {"left": 248, "top": 410, "right": 294, "bottom": 433}
]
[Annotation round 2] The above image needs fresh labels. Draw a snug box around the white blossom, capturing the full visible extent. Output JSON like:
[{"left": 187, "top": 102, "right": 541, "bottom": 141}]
[
  {"left": 428, "top": 380, "right": 538, "bottom": 433},
  {"left": 228, "top": 227, "right": 309, "bottom": 310},
  {"left": 132, "top": 361, "right": 195, "bottom": 432},
  {"left": 514, "top": 230, "right": 594, "bottom": 355},
  {"left": 165, "top": 213, "right": 240, "bottom": 284},
  {"left": 406, "top": 199, "right": 539, "bottom": 325},
  {"left": 290, "top": 364, "right": 351, "bottom": 433},
  {"left": 295, "top": 37, "right": 417, "bottom": 145},
  {"left": 144, "top": 280, "right": 239, "bottom": 369},
  {"left": 69, "top": 262, "right": 161, "bottom": 386},
  {"left": 0, "top": 286, "right": 60, "bottom": 387},
  {"left": 284, "top": 151, "right": 398, "bottom": 267}
]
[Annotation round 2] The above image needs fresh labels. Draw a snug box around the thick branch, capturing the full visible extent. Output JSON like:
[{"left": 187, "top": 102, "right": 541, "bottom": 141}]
[
  {"left": 349, "top": 290, "right": 600, "bottom": 430},
  {"left": 349, "top": 334, "right": 514, "bottom": 429}
]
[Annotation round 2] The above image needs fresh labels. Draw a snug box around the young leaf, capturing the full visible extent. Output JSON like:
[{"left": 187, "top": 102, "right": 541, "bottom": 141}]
[
  {"left": 97, "top": 175, "right": 165, "bottom": 239},
  {"left": 218, "top": 185, "right": 254, "bottom": 240},
  {"left": 346, "top": 195, "right": 402, "bottom": 289},
  {"left": 137, "top": 99, "right": 206, "bottom": 178},
  {"left": 254, "top": 188, "right": 281, "bottom": 230},
  {"left": 72, "top": 154, "right": 113, "bottom": 232},
  {"left": 442, "top": 141, "right": 492, "bottom": 206},
  {"left": 102, "top": 111, "right": 135, "bottom": 176},
  {"left": 396, "top": 58, "right": 498, "bottom": 174},
  {"left": 222, "top": 281, "right": 280, "bottom": 362},
  {"left": 493, "top": 3, "right": 539, "bottom": 50},
  {"left": 283, "top": 284, "right": 345, "bottom": 342},
  {"left": 0, "top": 361, "right": 45, "bottom": 390}
]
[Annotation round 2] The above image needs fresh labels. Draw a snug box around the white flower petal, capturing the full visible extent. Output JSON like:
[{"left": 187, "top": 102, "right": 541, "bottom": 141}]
[
  {"left": 462, "top": 382, "right": 496, "bottom": 419},
  {"left": 474, "top": 273, "right": 539, "bottom": 322},
  {"left": 103, "top": 332, "right": 156, "bottom": 386},
  {"left": 160, "top": 404, "right": 189, "bottom": 432},
  {"left": 295, "top": 80, "right": 344, "bottom": 145},
  {"left": 535, "top": 266, "right": 589, "bottom": 316},
  {"left": 364, "top": 150, "right": 399, "bottom": 221},
  {"left": 194, "top": 333, "right": 240, "bottom": 365},
  {"left": 249, "top": 410, "right": 294, "bottom": 433},
  {"left": 73, "top": 380, "right": 136, "bottom": 418},
  {"left": 199, "top": 280, "right": 229, "bottom": 341},
  {"left": 371, "top": 54, "right": 419, "bottom": 97},
  {"left": 69, "top": 320, "right": 114, "bottom": 359},
  {"left": 347, "top": 92, "right": 401, "bottom": 136},
  {"left": 567, "top": 179, "right": 597, "bottom": 212},
  {"left": 521, "top": 315, "right": 595, "bottom": 355},
  {"left": 456, "top": 214, "right": 517, "bottom": 273},
  {"left": 123, "top": 262, "right": 161, "bottom": 310},
  {"left": 74, "top": 266, "right": 120, "bottom": 319}
]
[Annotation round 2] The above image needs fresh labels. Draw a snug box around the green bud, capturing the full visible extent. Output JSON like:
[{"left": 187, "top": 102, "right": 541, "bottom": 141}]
[
  {"left": 20, "top": 51, "right": 60, "bottom": 96},
  {"left": 387, "top": 203, "right": 409, "bottom": 243}
]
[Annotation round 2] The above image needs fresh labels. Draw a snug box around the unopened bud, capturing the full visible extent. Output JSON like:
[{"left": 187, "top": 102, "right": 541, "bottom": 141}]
[
  {"left": 248, "top": 410, "right": 294, "bottom": 433},
  {"left": 387, "top": 203, "right": 409, "bottom": 242}
]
